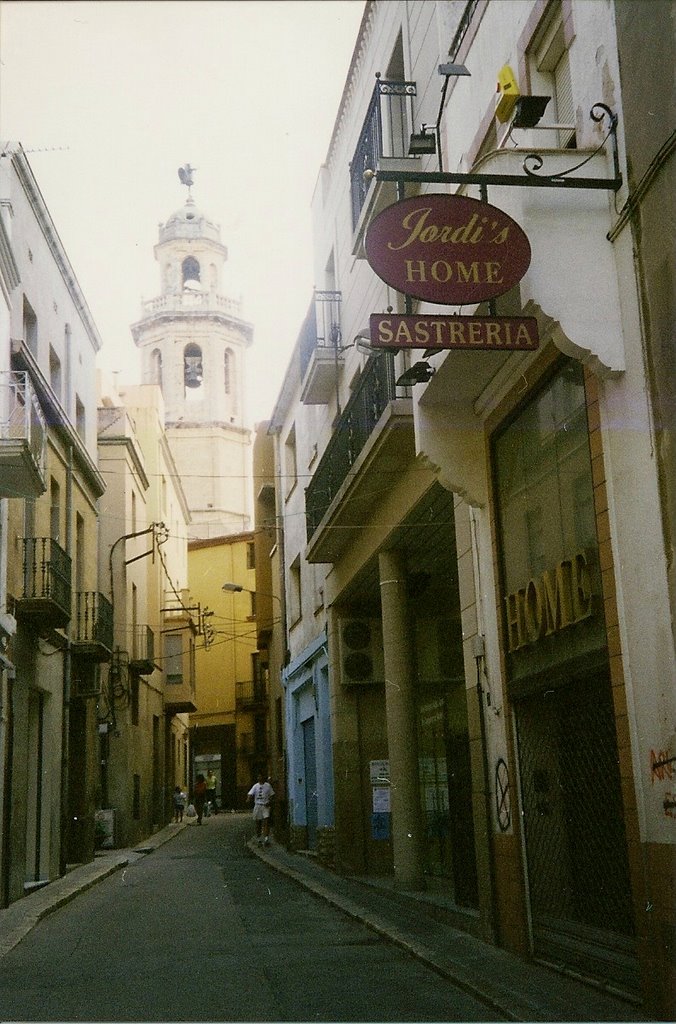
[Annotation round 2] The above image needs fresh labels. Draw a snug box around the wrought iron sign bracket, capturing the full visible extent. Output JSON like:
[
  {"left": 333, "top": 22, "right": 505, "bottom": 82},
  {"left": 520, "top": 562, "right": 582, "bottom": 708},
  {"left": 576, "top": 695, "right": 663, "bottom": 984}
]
[{"left": 377, "top": 104, "right": 622, "bottom": 193}]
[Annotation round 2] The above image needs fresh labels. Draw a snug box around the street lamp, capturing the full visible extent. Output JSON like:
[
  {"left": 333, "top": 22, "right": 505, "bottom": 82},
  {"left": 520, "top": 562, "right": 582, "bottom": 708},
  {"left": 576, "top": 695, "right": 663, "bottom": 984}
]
[{"left": 222, "top": 582, "right": 282, "bottom": 606}]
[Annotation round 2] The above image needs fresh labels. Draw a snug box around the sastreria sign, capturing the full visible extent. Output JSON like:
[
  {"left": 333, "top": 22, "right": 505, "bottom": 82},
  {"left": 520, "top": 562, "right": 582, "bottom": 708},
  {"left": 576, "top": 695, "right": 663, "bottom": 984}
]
[{"left": 364, "top": 193, "right": 531, "bottom": 305}]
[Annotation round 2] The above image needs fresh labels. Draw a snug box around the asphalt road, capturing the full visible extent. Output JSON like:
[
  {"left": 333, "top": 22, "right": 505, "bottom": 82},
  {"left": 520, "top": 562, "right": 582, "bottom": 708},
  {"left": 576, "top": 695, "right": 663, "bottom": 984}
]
[{"left": 0, "top": 812, "right": 499, "bottom": 1022}]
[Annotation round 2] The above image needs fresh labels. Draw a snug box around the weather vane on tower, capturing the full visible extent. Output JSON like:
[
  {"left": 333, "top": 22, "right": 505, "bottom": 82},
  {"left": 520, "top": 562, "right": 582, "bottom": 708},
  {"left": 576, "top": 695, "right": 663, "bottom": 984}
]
[{"left": 177, "top": 163, "right": 196, "bottom": 193}]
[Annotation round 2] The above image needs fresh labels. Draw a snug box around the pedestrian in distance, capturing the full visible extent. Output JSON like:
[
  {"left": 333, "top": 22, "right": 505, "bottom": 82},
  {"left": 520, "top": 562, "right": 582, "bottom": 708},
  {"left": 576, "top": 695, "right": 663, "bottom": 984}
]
[
  {"left": 206, "top": 768, "right": 218, "bottom": 813},
  {"left": 172, "top": 786, "right": 186, "bottom": 823},
  {"left": 193, "top": 773, "right": 207, "bottom": 825},
  {"left": 247, "top": 772, "right": 274, "bottom": 846}
]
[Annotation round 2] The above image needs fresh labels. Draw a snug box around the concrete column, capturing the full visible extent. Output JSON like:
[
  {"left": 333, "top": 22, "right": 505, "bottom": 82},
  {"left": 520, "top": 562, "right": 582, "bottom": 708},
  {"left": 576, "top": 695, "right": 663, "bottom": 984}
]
[{"left": 378, "top": 549, "right": 425, "bottom": 890}]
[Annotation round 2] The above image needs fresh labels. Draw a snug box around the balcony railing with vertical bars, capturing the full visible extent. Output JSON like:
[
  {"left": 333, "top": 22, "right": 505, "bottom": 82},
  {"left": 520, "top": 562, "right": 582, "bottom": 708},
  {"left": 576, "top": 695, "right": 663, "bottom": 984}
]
[
  {"left": 299, "top": 291, "right": 343, "bottom": 380},
  {"left": 305, "top": 352, "right": 397, "bottom": 541},
  {"left": 236, "top": 678, "right": 268, "bottom": 710},
  {"left": 129, "top": 624, "right": 155, "bottom": 675},
  {"left": 0, "top": 371, "right": 47, "bottom": 498},
  {"left": 18, "top": 537, "right": 72, "bottom": 628},
  {"left": 350, "top": 76, "right": 417, "bottom": 228},
  {"left": 72, "top": 591, "right": 114, "bottom": 659}
]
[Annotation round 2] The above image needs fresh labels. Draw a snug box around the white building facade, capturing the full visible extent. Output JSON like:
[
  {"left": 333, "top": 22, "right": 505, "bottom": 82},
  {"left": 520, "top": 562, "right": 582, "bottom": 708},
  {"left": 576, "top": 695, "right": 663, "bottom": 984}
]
[{"left": 268, "top": 2, "right": 675, "bottom": 1015}]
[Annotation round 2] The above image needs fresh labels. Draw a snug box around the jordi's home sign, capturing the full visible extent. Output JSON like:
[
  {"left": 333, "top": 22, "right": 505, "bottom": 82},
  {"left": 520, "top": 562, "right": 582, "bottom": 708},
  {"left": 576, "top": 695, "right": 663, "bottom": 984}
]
[{"left": 364, "top": 193, "right": 531, "bottom": 305}]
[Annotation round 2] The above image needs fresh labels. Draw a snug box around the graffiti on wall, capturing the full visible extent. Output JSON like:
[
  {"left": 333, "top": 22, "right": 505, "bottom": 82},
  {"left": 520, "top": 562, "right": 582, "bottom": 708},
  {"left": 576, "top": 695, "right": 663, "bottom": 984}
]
[
  {"left": 495, "top": 758, "right": 511, "bottom": 832},
  {"left": 650, "top": 748, "right": 676, "bottom": 818}
]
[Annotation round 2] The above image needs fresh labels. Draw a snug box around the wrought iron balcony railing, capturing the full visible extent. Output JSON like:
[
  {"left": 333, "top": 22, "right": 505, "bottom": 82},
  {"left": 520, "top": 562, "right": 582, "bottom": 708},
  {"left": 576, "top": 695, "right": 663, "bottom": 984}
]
[
  {"left": 0, "top": 371, "right": 47, "bottom": 498},
  {"left": 305, "top": 352, "right": 397, "bottom": 541},
  {"left": 72, "top": 591, "right": 114, "bottom": 657},
  {"left": 236, "top": 679, "right": 268, "bottom": 709},
  {"left": 299, "top": 291, "right": 343, "bottom": 380},
  {"left": 129, "top": 624, "right": 155, "bottom": 675},
  {"left": 19, "top": 537, "right": 72, "bottom": 627},
  {"left": 350, "top": 76, "right": 417, "bottom": 228}
]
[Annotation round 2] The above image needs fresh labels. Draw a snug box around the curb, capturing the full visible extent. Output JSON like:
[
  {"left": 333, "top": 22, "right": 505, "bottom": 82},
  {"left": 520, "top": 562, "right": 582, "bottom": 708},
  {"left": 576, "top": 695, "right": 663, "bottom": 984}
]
[{"left": 248, "top": 840, "right": 521, "bottom": 1022}]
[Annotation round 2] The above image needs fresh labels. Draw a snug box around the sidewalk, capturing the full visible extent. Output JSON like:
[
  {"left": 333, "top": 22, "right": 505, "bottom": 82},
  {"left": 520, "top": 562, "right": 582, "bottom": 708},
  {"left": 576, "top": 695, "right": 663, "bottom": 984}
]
[
  {"left": 0, "top": 821, "right": 188, "bottom": 959},
  {"left": 250, "top": 838, "right": 649, "bottom": 1024}
]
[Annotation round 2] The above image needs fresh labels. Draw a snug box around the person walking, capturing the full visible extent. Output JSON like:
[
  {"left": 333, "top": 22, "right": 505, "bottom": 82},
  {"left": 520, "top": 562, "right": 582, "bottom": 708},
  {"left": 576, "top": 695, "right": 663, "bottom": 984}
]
[
  {"left": 247, "top": 773, "right": 274, "bottom": 846},
  {"left": 193, "top": 773, "right": 207, "bottom": 825},
  {"left": 172, "top": 786, "right": 186, "bottom": 823}
]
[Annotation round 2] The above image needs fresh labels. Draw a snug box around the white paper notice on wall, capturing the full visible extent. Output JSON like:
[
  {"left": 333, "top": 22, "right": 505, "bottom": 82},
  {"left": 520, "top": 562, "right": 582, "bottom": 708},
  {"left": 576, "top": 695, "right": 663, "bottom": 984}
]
[{"left": 372, "top": 787, "right": 391, "bottom": 813}]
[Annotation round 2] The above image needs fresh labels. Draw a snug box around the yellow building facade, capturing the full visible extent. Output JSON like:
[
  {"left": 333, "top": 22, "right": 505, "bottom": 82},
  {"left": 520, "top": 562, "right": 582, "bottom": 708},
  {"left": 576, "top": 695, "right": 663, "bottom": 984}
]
[{"left": 189, "top": 532, "right": 262, "bottom": 808}]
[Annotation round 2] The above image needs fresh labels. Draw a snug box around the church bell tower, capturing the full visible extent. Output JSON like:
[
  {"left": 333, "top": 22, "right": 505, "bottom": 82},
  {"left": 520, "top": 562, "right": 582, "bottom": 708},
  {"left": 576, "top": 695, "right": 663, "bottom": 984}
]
[{"left": 131, "top": 166, "right": 253, "bottom": 538}]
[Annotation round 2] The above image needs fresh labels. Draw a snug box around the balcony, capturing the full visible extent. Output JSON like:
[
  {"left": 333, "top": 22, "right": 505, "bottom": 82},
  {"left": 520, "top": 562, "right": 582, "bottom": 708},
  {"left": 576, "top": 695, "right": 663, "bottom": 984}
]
[
  {"left": 0, "top": 371, "right": 47, "bottom": 498},
  {"left": 305, "top": 353, "right": 415, "bottom": 563},
  {"left": 349, "top": 76, "right": 420, "bottom": 251},
  {"left": 16, "top": 537, "right": 71, "bottom": 630},
  {"left": 139, "top": 291, "right": 242, "bottom": 320},
  {"left": 299, "top": 291, "right": 343, "bottom": 405},
  {"left": 236, "top": 679, "right": 268, "bottom": 711},
  {"left": 71, "top": 591, "right": 114, "bottom": 661},
  {"left": 129, "top": 624, "right": 155, "bottom": 675}
]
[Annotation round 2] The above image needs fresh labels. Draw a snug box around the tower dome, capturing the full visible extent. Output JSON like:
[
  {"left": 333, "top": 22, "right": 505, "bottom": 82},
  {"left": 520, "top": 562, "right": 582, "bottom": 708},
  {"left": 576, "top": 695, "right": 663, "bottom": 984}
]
[{"left": 159, "top": 195, "right": 223, "bottom": 245}]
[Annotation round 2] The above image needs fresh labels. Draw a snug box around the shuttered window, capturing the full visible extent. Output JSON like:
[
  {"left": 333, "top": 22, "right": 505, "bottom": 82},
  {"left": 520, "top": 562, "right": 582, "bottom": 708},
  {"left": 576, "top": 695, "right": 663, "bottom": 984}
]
[{"left": 554, "top": 49, "right": 575, "bottom": 148}]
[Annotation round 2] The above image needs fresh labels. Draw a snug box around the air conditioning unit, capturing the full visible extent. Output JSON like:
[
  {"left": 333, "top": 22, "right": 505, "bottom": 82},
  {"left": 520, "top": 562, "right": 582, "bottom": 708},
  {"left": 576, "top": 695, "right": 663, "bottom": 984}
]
[{"left": 338, "top": 619, "right": 385, "bottom": 687}]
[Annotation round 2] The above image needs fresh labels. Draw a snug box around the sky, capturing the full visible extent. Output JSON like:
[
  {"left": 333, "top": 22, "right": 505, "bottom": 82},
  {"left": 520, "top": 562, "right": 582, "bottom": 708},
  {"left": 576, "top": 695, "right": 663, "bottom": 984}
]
[{"left": 0, "top": 0, "right": 365, "bottom": 425}]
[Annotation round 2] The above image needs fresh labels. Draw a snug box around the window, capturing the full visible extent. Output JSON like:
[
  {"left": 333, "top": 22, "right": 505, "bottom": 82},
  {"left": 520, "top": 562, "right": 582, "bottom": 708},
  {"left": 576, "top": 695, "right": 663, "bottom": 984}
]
[
  {"left": 224, "top": 348, "right": 232, "bottom": 394},
  {"left": 64, "top": 325, "right": 72, "bottom": 416},
  {"left": 131, "top": 674, "right": 139, "bottom": 725},
  {"left": 247, "top": 541, "right": 255, "bottom": 570},
  {"left": 49, "top": 346, "right": 62, "bottom": 402},
  {"left": 289, "top": 554, "right": 301, "bottom": 624},
  {"left": 150, "top": 348, "right": 162, "bottom": 388},
  {"left": 284, "top": 424, "right": 297, "bottom": 498},
  {"left": 75, "top": 395, "right": 85, "bottom": 440},
  {"left": 184, "top": 343, "right": 203, "bottom": 389},
  {"left": 75, "top": 512, "right": 85, "bottom": 591},
  {"left": 530, "top": 10, "right": 576, "bottom": 148},
  {"left": 50, "top": 478, "right": 60, "bottom": 543},
  {"left": 182, "top": 256, "right": 200, "bottom": 286},
  {"left": 164, "top": 632, "right": 183, "bottom": 685},
  {"left": 23, "top": 296, "right": 37, "bottom": 356}
]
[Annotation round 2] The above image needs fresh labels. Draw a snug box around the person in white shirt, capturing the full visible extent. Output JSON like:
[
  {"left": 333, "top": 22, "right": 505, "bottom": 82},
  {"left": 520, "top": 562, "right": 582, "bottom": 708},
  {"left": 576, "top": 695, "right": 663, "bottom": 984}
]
[{"left": 247, "top": 773, "right": 274, "bottom": 846}]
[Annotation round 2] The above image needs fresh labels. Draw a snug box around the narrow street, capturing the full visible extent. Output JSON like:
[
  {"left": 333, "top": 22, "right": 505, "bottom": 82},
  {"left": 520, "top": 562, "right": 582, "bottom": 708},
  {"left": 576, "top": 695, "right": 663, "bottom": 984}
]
[{"left": 0, "top": 814, "right": 498, "bottom": 1023}]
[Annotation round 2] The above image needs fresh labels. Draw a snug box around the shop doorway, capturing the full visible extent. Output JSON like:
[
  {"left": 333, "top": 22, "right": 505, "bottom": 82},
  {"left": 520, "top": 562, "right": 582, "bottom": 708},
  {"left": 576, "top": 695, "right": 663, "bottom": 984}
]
[
  {"left": 417, "top": 684, "right": 478, "bottom": 906},
  {"left": 515, "top": 671, "right": 637, "bottom": 993}
]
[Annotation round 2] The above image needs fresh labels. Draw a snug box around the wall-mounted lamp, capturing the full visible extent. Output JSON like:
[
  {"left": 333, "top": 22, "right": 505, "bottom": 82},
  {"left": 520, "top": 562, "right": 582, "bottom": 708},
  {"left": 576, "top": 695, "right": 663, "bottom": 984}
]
[
  {"left": 353, "top": 334, "right": 378, "bottom": 356},
  {"left": 395, "top": 361, "right": 435, "bottom": 387},
  {"left": 438, "top": 63, "right": 470, "bottom": 78},
  {"left": 408, "top": 127, "right": 437, "bottom": 156},
  {"left": 512, "top": 95, "right": 551, "bottom": 128},
  {"left": 433, "top": 62, "right": 471, "bottom": 172}
]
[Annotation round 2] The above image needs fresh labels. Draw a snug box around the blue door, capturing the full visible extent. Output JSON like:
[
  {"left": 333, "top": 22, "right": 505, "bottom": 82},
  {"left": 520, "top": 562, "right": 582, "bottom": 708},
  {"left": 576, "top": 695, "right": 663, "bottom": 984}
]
[{"left": 302, "top": 717, "right": 318, "bottom": 848}]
